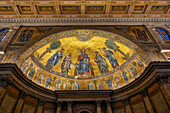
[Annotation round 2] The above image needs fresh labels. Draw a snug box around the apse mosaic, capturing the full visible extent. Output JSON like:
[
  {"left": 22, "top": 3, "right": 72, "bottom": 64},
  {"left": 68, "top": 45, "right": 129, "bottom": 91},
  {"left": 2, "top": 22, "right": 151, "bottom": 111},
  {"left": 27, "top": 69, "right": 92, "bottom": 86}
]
[{"left": 15, "top": 29, "right": 149, "bottom": 91}]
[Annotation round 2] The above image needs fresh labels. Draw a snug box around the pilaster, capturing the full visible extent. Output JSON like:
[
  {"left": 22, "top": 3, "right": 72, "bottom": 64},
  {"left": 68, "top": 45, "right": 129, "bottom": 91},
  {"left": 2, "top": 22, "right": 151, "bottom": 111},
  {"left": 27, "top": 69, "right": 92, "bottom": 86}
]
[
  {"left": 0, "top": 74, "right": 11, "bottom": 104},
  {"left": 156, "top": 73, "right": 170, "bottom": 107},
  {"left": 106, "top": 100, "right": 112, "bottom": 113},
  {"left": 124, "top": 99, "right": 132, "bottom": 113},
  {"left": 140, "top": 90, "right": 154, "bottom": 113},
  {"left": 37, "top": 100, "right": 45, "bottom": 113},
  {"left": 67, "top": 101, "right": 72, "bottom": 113},
  {"left": 96, "top": 101, "right": 102, "bottom": 113},
  {"left": 14, "top": 92, "right": 26, "bottom": 113},
  {"left": 56, "top": 101, "right": 62, "bottom": 113}
]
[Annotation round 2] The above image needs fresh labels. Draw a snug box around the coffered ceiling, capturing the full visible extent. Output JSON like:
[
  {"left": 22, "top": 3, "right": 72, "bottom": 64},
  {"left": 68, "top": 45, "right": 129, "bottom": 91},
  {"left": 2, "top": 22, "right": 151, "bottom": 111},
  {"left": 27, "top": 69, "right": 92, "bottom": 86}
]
[{"left": 0, "top": 0, "right": 169, "bottom": 18}]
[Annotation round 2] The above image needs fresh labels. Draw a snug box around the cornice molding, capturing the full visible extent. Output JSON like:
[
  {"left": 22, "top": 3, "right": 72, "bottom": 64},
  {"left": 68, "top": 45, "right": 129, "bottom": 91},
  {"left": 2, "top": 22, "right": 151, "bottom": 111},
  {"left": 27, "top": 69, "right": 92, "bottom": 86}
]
[{"left": 0, "top": 18, "right": 169, "bottom": 24}]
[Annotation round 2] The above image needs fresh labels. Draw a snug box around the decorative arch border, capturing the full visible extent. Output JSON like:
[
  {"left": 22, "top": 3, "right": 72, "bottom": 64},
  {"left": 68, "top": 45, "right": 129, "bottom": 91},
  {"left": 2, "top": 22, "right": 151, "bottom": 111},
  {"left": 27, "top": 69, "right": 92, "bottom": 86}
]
[
  {"left": 16, "top": 29, "right": 150, "bottom": 66},
  {"left": 76, "top": 108, "right": 93, "bottom": 113},
  {"left": 17, "top": 29, "right": 149, "bottom": 65}
]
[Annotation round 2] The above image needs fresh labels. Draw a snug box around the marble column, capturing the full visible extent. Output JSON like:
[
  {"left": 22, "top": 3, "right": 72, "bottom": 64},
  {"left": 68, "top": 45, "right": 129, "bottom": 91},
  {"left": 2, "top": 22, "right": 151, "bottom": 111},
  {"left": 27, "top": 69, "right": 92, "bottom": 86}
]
[
  {"left": 106, "top": 101, "right": 112, "bottom": 113},
  {"left": 56, "top": 101, "right": 62, "bottom": 113},
  {"left": 96, "top": 101, "right": 101, "bottom": 113},
  {"left": 0, "top": 74, "right": 11, "bottom": 104},
  {"left": 157, "top": 76, "right": 170, "bottom": 107},
  {"left": 67, "top": 101, "right": 72, "bottom": 113}
]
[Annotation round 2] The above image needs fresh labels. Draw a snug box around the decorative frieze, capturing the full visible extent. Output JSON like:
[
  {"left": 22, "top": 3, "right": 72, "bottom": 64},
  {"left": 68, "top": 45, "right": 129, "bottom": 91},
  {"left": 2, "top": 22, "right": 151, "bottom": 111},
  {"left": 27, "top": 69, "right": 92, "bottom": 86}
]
[{"left": 0, "top": 18, "right": 169, "bottom": 24}]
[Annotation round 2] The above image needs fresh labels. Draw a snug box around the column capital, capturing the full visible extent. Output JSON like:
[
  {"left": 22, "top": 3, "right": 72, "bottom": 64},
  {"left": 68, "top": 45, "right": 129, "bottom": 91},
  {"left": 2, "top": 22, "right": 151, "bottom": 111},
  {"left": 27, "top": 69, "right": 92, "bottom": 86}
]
[
  {"left": 106, "top": 100, "right": 112, "bottom": 113},
  {"left": 123, "top": 98, "right": 130, "bottom": 105},
  {"left": 0, "top": 74, "right": 13, "bottom": 88},
  {"left": 96, "top": 100, "right": 102, "bottom": 113},
  {"left": 155, "top": 73, "right": 169, "bottom": 86},
  {"left": 95, "top": 100, "right": 102, "bottom": 104},
  {"left": 105, "top": 100, "right": 111, "bottom": 104},
  {"left": 66, "top": 101, "right": 72, "bottom": 104},
  {"left": 20, "top": 91, "right": 27, "bottom": 99},
  {"left": 56, "top": 101, "right": 63, "bottom": 104},
  {"left": 39, "top": 99, "right": 45, "bottom": 106},
  {"left": 140, "top": 89, "right": 148, "bottom": 97}
]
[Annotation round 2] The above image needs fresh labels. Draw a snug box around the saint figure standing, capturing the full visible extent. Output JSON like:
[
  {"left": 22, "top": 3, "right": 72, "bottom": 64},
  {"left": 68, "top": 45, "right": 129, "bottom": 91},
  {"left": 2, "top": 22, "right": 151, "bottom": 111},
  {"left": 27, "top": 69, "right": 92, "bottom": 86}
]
[
  {"left": 61, "top": 53, "right": 73, "bottom": 75},
  {"left": 94, "top": 51, "right": 109, "bottom": 74},
  {"left": 102, "top": 47, "right": 119, "bottom": 69},
  {"left": 45, "top": 49, "right": 64, "bottom": 70}
]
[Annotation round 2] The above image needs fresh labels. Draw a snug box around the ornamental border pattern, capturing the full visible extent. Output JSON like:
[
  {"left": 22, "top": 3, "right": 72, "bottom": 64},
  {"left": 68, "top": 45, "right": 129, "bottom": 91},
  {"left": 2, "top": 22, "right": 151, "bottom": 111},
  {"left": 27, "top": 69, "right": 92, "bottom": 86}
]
[{"left": 0, "top": 18, "right": 169, "bottom": 23}]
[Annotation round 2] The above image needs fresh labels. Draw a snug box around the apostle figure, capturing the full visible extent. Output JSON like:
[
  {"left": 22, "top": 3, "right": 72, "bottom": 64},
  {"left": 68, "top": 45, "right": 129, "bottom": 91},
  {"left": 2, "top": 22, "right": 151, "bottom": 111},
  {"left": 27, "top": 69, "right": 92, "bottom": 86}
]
[
  {"left": 61, "top": 53, "right": 73, "bottom": 75},
  {"left": 45, "top": 49, "right": 64, "bottom": 70},
  {"left": 102, "top": 47, "right": 119, "bottom": 69},
  {"left": 94, "top": 51, "right": 109, "bottom": 74},
  {"left": 63, "top": 80, "right": 70, "bottom": 90},
  {"left": 55, "top": 80, "right": 60, "bottom": 91},
  {"left": 88, "top": 81, "right": 95, "bottom": 90},
  {"left": 21, "top": 62, "right": 29, "bottom": 73},
  {"left": 97, "top": 81, "right": 103, "bottom": 90},
  {"left": 112, "top": 81, "right": 117, "bottom": 89},
  {"left": 73, "top": 81, "right": 79, "bottom": 90},
  {"left": 45, "top": 77, "right": 52, "bottom": 88},
  {"left": 130, "top": 62, "right": 138, "bottom": 78},
  {"left": 75, "top": 48, "right": 92, "bottom": 77},
  {"left": 28, "top": 67, "right": 35, "bottom": 79},
  {"left": 37, "top": 73, "right": 44, "bottom": 84},
  {"left": 122, "top": 71, "right": 129, "bottom": 84},
  {"left": 106, "top": 79, "right": 112, "bottom": 90},
  {"left": 130, "top": 67, "right": 138, "bottom": 78},
  {"left": 115, "top": 76, "right": 122, "bottom": 87}
]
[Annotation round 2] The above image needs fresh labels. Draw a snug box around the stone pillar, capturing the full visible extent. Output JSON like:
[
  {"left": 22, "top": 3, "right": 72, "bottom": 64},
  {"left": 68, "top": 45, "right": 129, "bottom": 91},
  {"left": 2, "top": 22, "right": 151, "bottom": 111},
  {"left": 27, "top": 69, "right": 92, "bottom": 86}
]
[
  {"left": 67, "top": 101, "right": 72, "bottom": 113},
  {"left": 96, "top": 101, "right": 101, "bottom": 113},
  {"left": 157, "top": 75, "right": 170, "bottom": 107},
  {"left": 160, "top": 83, "right": 170, "bottom": 106},
  {"left": 0, "top": 74, "right": 11, "bottom": 104},
  {"left": 106, "top": 101, "right": 112, "bottom": 113},
  {"left": 141, "top": 90, "right": 154, "bottom": 113},
  {"left": 124, "top": 99, "right": 132, "bottom": 113},
  {"left": 0, "top": 82, "right": 8, "bottom": 104},
  {"left": 37, "top": 100, "right": 44, "bottom": 113},
  {"left": 56, "top": 101, "right": 62, "bottom": 113},
  {"left": 14, "top": 92, "right": 25, "bottom": 113}
]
